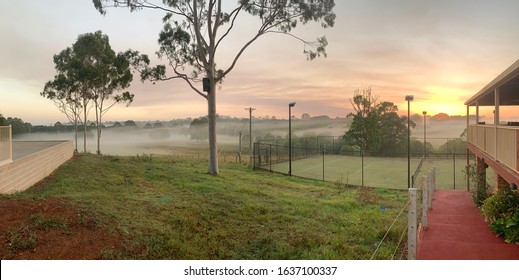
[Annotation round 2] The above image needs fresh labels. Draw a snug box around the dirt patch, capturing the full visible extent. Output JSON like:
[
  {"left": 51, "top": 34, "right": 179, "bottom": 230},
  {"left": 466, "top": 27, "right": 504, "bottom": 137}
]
[{"left": 0, "top": 197, "right": 122, "bottom": 259}]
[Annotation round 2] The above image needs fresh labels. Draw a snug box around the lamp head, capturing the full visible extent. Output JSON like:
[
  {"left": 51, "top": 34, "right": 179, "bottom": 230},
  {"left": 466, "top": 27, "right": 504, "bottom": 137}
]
[
  {"left": 405, "top": 95, "right": 414, "bottom": 101},
  {"left": 423, "top": 111, "right": 427, "bottom": 115},
  {"left": 289, "top": 102, "right": 296, "bottom": 107}
]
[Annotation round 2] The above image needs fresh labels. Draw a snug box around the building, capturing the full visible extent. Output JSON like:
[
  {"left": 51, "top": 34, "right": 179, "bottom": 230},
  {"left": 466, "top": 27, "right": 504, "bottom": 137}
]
[{"left": 465, "top": 59, "right": 519, "bottom": 192}]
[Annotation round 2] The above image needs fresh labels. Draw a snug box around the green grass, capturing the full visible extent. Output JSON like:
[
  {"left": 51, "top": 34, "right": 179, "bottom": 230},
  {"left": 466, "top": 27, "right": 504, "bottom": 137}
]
[
  {"left": 266, "top": 155, "right": 470, "bottom": 189},
  {"left": 8, "top": 154, "right": 408, "bottom": 259}
]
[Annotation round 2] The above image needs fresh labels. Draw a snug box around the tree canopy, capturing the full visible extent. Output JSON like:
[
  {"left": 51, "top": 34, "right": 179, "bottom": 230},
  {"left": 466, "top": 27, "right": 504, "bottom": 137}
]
[
  {"left": 344, "top": 88, "right": 415, "bottom": 155},
  {"left": 0, "top": 115, "right": 32, "bottom": 135},
  {"left": 92, "top": 0, "right": 336, "bottom": 174},
  {"left": 41, "top": 31, "right": 134, "bottom": 154},
  {"left": 190, "top": 116, "right": 209, "bottom": 141}
]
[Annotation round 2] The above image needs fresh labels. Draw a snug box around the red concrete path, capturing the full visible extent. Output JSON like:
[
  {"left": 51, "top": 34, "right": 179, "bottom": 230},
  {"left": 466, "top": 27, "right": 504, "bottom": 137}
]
[{"left": 417, "top": 190, "right": 519, "bottom": 260}]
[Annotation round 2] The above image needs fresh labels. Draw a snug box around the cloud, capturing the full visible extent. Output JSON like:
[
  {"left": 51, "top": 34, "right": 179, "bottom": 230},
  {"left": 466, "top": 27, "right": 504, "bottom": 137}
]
[{"left": 2, "top": 0, "right": 519, "bottom": 124}]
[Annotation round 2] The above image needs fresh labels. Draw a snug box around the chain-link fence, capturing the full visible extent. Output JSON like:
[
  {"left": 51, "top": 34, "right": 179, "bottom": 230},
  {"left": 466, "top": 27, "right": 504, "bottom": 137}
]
[{"left": 254, "top": 136, "right": 472, "bottom": 190}]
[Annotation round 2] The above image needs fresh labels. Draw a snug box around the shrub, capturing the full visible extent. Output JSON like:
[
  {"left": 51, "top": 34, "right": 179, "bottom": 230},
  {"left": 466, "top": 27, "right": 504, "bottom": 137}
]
[
  {"left": 482, "top": 189, "right": 519, "bottom": 243},
  {"left": 339, "top": 144, "right": 359, "bottom": 155},
  {"left": 465, "top": 164, "right": 491, "bottom": 207}
]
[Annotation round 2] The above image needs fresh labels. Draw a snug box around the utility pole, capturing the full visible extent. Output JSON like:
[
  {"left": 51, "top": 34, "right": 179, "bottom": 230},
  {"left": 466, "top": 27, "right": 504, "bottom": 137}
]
[{"left": 245, "top": 107, "right": 256, "bottom": 162}]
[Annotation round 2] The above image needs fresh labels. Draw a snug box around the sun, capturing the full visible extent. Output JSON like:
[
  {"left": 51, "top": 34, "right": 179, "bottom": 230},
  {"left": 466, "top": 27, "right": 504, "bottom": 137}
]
[{"left": 411, "top": 86, "right": 472, "bottom": 116}]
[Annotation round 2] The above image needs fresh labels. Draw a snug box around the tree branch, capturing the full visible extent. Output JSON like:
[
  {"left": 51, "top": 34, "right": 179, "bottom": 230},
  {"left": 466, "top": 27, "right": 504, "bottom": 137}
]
[
  {"left": 211, "top": 0, "right": 222, "bottom": 48},
  {"left": 214, "top": 5, "right": 243, "bottom": 52},
  {"left": 217, "top": 30, "right": 264, "bottom": 82},
  {"left": 192, "top": 1, "right": 209, "bottom": 70}
]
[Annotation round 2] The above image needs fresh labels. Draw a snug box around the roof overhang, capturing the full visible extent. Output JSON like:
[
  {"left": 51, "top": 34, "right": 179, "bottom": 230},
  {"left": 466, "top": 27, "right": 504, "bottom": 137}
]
[{"left": 465, "top": 59, "right": 519, "bottom": 106}]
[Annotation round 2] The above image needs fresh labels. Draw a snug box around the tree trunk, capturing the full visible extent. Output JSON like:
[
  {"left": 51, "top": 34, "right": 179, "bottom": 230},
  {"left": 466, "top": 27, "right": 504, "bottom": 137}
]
[
  {"left": 96, "top": 126, "right": 101, "bottom": 155},
  {"left": 83, "top": 100, "right": 87, "bottom": 153},
  {"left": 74, "top": 119, "right": 78, "bottom": 153},
  {"left": 95, "top": 104, "right": 101, "bottom": 155},
  {"left": 207, "top": 81, "right": 219, "bottom": 175}
]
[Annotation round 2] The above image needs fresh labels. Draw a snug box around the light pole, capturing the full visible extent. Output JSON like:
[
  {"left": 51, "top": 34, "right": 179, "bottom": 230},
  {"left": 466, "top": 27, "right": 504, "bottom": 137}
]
[
  {"left": 406, "top": 95, "right": 414, "bottom": 189},
  {"left": 288, "top": 102, "right": 296, "bottom": 175},
  {"left": 423, "top": 111, "right": 427, "bottom": 159}
]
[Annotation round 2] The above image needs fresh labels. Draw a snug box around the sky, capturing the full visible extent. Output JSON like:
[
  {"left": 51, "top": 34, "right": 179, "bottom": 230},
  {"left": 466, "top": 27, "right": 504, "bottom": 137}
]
[{"left": 1, "top": 0, "right": 518, "bottom": 125}]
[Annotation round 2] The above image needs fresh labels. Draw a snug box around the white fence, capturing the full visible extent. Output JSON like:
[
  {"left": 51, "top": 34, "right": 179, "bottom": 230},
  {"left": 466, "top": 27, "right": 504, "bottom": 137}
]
[
  {"left": 408, "top": 167, "right": 436, "bottom": 260},
  {"left": 0, "top": 140, "right": 74, "bottom": 194},
  {"left": 468, "top": 124, "right": 518, "bottom": 172},
  {"left": 0, "top": 125, "right": 12, "bottom": 166}
]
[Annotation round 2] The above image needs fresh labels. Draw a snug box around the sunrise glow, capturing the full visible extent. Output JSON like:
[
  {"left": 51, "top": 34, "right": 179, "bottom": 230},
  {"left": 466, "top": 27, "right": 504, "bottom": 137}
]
[{"left": 1, "top": 1, "right": 518, "bottom": 124}]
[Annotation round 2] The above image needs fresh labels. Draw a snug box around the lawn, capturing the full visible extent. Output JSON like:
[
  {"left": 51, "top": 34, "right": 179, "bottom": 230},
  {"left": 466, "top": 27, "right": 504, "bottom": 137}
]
[
  {"left": 265, "top": 155, "right": 470, "bottom": 190},
  {"left": 5, "top": 154, "right": 408, "bottom": 259}
]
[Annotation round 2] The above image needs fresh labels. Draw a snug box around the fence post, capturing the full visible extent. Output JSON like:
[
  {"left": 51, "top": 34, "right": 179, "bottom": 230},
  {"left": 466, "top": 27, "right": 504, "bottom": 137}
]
[
  {"left": 9, "top": 125, "right": 12, "bottom": 162},
  {"left": 322, "top": 145, "right": 325, "bottom": 181},
  {"left": 427, "top": 167, "right": 436, "bottom": 209},
  {"left": 422, "top": 175, "right": 429, "bottom": 230},
  {"left": 453, "top": 154, "right": 456, "bottom": 190},
  {"left": 432, "top": 166, "right": 436, "bottom": 200},
  {"left": 408, "top": 187, "right": 417, "bottom": 260},
  {"left": 361, "top": 150, "right": 364, "bottom": 187},
  {"left": 252, "top": 143, "right": 256, "bottom": 169},
  {"left": 269, "top": 144, "right": 272, "bottom": 172}
]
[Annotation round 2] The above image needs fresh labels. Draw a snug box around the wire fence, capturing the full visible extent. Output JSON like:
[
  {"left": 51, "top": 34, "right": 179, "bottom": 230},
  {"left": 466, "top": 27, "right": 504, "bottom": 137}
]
[
  {"left": 407, "top": 167, "right": 436, "bottom": 260},
  {"left": 370, "top": 198, "right": 410, "bottom": 260},
  {"left": 0, "top": 125, "right": 12, "bottom": 166},
  {"left": 369, "top": 157, "right": 429, "bottom": 260},
  {"left": 254, "top": 136, "right": 472, "bottom": 190},
  {"left": 143, "top": 152, "right": 251, "bottom": 165}
]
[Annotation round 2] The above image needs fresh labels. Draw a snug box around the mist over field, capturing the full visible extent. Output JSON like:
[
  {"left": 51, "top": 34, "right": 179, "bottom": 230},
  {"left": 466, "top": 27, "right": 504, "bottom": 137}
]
[{"left": 13, "top": 116, "right": 468, "bottom": 156}]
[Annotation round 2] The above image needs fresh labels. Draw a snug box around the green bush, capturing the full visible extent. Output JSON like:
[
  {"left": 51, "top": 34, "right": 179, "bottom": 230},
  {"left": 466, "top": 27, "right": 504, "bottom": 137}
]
[
  {"left": 339, "top": 144, "right": 359, "bottom": 154},
  {"left": 466, "top": 164, "right": 491, "bottom": 207},
  {"left": 482, "top": 190, "right": 519, "bottom": 243}
]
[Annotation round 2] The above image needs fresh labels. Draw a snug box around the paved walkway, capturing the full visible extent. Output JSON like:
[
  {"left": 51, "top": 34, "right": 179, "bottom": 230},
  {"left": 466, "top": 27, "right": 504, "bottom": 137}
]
[
  {"left": 417, "top": 190, "right": 519, "bottom": 260},
  {"left": 12, "top": 141, "right": 66, "bottom": 160}
]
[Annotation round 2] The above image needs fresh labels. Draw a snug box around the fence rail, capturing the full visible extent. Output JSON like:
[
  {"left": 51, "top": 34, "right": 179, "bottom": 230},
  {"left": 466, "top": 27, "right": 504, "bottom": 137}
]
[
  {"left": 146, "top": 152, "right": 251, "bottom": 164},
  {"left": 0, "top": 125, "right": 12, "bottom": 166}
]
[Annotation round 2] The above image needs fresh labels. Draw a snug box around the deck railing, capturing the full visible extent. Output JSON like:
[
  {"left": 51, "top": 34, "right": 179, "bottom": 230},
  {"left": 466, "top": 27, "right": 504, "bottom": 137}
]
[
  {"left": 468, "top": 124, "right": 518, "bottom": 172},
  {"left": 0, "top": 125, "right": 12, "bottom": 166}
]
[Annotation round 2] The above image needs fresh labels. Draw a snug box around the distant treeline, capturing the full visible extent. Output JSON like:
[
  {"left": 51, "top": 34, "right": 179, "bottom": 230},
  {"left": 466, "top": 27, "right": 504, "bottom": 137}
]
[{"left": 0, "top": 114, "right": 33, "bottom": 135}]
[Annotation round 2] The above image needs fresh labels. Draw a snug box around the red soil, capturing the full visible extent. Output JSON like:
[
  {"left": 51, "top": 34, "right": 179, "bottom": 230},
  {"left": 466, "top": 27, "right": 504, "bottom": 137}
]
[{"left": 0, "top": 197, "right": 122, "bottom": 260}]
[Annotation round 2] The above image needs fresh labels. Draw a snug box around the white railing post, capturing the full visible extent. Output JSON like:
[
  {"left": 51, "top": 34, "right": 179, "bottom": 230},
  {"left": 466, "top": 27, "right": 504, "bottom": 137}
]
[
  {"left": 422, "top": 175, "right": 429, "bottom": 230},
  {"left": 431, "top": 166, "right": 436, "bottom": 200},
  {"left": 427, "top": 170, "right": 432, "bottom": 209},
  {"left": 0, "top": 126, "right": 2, "bottom": 162},
  {"left": 0, "top": 125, "right": 13, "bottom": 165},
  {"left": 9, "top": 125, "right": 12, "bottom": 162},
  {"left": 408, "top": 188, "right": 417, "bottom": 260}
]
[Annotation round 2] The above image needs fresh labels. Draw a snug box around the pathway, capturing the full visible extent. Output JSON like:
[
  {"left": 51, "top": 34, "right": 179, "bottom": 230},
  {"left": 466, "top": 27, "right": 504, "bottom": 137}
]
[{"left": 417, "top": 190, "right": 519, "bottom": 260}]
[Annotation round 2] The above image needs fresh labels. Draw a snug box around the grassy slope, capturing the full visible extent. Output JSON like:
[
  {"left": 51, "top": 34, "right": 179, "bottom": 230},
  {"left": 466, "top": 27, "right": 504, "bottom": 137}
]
[{"left": 10, "top": 154, "right": 407, "bottom": 259}]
